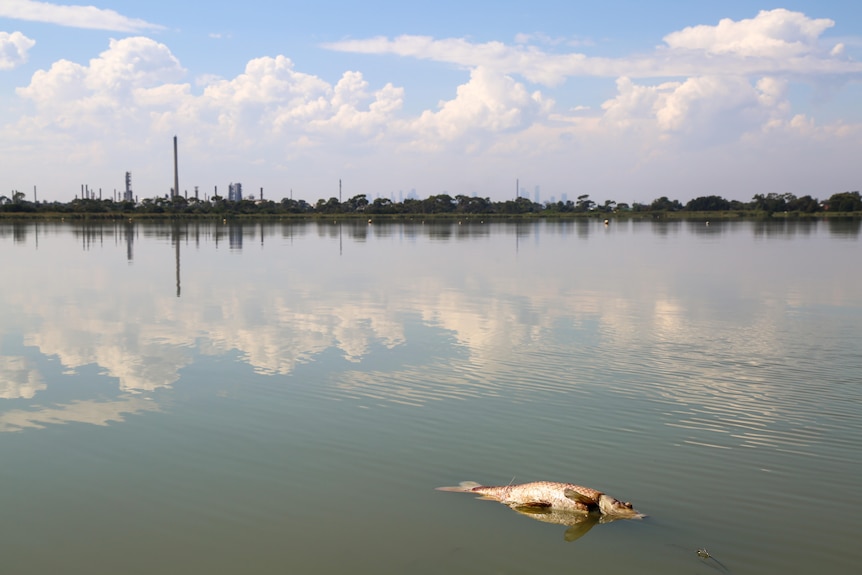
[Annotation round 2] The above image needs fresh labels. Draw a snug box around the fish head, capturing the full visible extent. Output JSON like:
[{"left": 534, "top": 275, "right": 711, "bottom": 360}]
[{"left": 597, "top": 494, "right": 643, "bottom": 518}]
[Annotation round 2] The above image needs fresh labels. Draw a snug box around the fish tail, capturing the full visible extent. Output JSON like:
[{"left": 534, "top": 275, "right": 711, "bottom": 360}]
[{"left": 436, "top": 481, "right": 483, "bottom": 492}]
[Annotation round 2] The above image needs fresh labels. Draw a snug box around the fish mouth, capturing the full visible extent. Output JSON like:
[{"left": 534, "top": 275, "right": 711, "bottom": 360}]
[{"left": 598, "top": 495, "right": 644, "bottom": 518}]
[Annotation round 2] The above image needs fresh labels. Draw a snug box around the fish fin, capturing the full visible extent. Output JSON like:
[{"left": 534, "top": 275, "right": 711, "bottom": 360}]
[
  {"left": 564, "top": 488, "right": 598, "bottom": 506},
  {"left": 436, "top": 481, "right": 483, "bottom": 492}
]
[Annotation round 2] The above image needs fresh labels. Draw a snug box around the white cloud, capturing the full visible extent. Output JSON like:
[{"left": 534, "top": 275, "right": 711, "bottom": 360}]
[
  {"left": 7, "top": 39, "right": 411, "bottom": 180},
  {"left": 324, "top": 34, "right": 588, "bottom": 86},
  {"left": 88, "top": 36, "right": 184, "bottom": 91},
  {"left": 325, "top": 10, "right": 861, "bottom": 83},
  {"left": 308, "top": 72, "right": 405, "bottom": 136},
  {"left": 15, "top": 36, "right": 184, "bottom": 137},
  {"left": 189, "top": 56, "right": 404, "bottom": 144},
  {"left": 600, "top": 74, "right": 792, "bottom": 148},
  {"left": 2, "top": 10, "right": 861, "bottom": 204},
  {"left": 0, "top": 30, "right": 35, "bottom": 70},
  {"left": 663, "top": 9, "right": 834, "bottom": 58},
  {"left": 202, "top": 55, "right": 330, "bottom": 114},
  {"left": 407, "top": 66, "right": 551, "bottom": 147},
  {"left": 0, "top": 0, "right": 163, "bottom": 32},
  {"left": 18, "top": 36, "right": 184, "bottom": 107},
  {"left": 601, "top": 77, "right": 680, "bottom": 130},
  {"left": 661, "top": 77, "right": 784, "bottom": 145}
]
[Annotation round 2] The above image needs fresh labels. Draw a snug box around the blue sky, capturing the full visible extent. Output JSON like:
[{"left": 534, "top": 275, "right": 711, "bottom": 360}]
[{"left": 1, "top": 0, "right": 860, "bottom": 204}]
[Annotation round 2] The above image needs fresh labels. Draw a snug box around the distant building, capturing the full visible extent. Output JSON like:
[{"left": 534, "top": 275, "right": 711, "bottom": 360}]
[
  {"left": 123, "top": 172, "right": 133, "bottom": 202},
  {"left": 228, "top": 182, "right": 243, "bottom": 202}
]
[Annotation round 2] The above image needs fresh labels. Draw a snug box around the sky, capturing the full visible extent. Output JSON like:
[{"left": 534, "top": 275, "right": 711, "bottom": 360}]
[{"left": 1, "top": 0, "right": 861, "bottom": 205}]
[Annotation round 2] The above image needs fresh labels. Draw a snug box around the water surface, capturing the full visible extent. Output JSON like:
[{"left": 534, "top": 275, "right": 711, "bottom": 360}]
[{"left": 1, "top": 219, "right": 860, "bottom": 574}]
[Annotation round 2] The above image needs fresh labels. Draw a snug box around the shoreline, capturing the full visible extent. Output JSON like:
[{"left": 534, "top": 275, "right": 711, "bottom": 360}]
[{"left": 1, "top": 211, "right": 860, "bottom": 222}]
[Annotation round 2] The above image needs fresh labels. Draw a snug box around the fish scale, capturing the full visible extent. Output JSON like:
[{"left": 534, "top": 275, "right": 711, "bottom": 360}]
[{"left": 470, "top": 481, "right": 602, "bottom": 512}]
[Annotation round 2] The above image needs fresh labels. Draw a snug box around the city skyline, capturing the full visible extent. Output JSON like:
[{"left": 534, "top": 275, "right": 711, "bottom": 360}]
[{"left": 1, "top": 1, "right": 861, "bottom": 204}]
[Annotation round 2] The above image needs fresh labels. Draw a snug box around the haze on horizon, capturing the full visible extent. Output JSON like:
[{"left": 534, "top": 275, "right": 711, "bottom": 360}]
[{"left": 1, "top": 0, "right": 860, "bottom": 205}]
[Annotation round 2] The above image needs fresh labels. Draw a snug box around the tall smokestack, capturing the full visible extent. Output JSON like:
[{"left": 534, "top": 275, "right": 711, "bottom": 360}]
[{"left": 173, "top": 135, "right": 179, "bottom": 198}]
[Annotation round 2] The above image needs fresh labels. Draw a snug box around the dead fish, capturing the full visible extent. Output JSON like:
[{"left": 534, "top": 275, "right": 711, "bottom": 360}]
[{"left": 436, "top": 480, "right": 643, "bottom": 519}]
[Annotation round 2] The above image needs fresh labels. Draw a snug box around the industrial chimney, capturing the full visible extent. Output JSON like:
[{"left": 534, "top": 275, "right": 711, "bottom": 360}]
[{"left": 173, "top": 135, "right": 179, "bottom": 198}]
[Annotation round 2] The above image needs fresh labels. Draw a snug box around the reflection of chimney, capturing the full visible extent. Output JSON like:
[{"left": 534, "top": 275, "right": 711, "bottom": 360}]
[{"left": 173, "top": 135, "right": 179, "bottom": 198}]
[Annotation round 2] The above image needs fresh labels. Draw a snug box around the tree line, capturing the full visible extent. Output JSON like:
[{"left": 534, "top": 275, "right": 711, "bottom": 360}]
[{"left": 1, "top": 189, "right": 860, "bottom": 216}]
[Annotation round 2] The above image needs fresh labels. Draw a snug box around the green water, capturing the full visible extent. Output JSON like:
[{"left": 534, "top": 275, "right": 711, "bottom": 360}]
[{"left": 1, "top": 219, "right": 860, "bottom": 574}]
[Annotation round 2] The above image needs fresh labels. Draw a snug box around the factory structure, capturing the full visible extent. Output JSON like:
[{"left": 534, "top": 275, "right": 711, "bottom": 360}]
[
  {"left": 172, "top": 135, "right": 179, "bottom": 198},
  {"left": 228, "top": 182, "right": 243, "bottom": 202},
  {"left": 173, "top": 136, "right": 251, "bottom": 202},
  {"left": 95, "top": 137, "right": 261, "bottom": 204},
  {"left": 124, "top": 171, "right": 134, "bottom": 202}
]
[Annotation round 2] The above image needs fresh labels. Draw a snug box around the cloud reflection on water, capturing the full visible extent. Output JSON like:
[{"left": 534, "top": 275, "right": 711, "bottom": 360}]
[
  {"left": 0, "top": 356, "right": 46, "bottom": 399},
  {"left": 1, "top": 220, "right": 859, "bottom": 441},
  {"left": 0, "top": 397, "right": 159, "bottom": 432}
]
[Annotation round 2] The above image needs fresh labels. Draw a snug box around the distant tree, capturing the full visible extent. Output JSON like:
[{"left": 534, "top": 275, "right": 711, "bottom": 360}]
[
  {"left": 315, "top": 197, "right": 341, "bottom": 213},
  {"left": 546, "top": 200, "right": 575, "bottom": 213},
  {"left": 786, "top": 195, "right": 820, "bottom": 213},
  {"left": 751, "top": 192, "right": 796, "bottom": 214},
  {"left": 575, "top": 194, "right": 594, "bottom": 212},
  {"left": 456, "top": 195, "right": 493, "bottom": 214},
  {"left": 366, "top": 197, "right": 398, "bottom": 214},
  {"left": 824, "top": 191, "right": 862, "bottom": 212},
  {"left": 343, "top": 194, "right": 369, "bottom": 212},
  {"left": 171, "top": 195, "right": 189, "bottom": 210},
  {"left": 2, "top": 191, "right": 36, "bottom": 212},
  {"left": 499, "top": 196, "right": 539, "bottom": 214},
  {"left": 423, "top": 194, "right": 456, "bottom": 213},
  {"left": 401, "top": 198, "right": 424, "bottom": 213},
  {"left": 280, "top": 198, "right": 311, "bottom": 213},
  {"left": 649, "top": 196, "right": 682, "bottom": 211},
  {"left": 685, "top": 195, "right": 730, "bottom": 211},
  {"left": 600, "top": 199, "right": 617, "bottom": 212}
]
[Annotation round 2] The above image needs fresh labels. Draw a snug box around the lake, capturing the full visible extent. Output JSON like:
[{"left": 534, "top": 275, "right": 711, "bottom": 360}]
[{"left": 1, "top": 218, "right": 860, "bottom": 574}]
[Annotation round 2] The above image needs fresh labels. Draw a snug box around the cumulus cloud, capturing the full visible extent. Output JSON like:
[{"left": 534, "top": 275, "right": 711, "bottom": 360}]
[
  {"left": 663, "top": 9, "right": 835, "bottom": 58},
  {"left": 9, "top": 38, "right": 412, "bottom": 166},
  {"left": 325, "top": 10, "right": 860, "bottom": 82},
  {"left": 3, "top": 10, "right": 861, "bottom": 202},
  {"left": 407, "top": 66, "right": 551, "bottom": 147},
  {"left": 16, "top": 37, "right": 184, "bottom": 136},
  {"left": 19, "top": 36, "right": 184, "bottom": 106},
  {"left": 601, "top": 74, "right": 792, "bottom": 147},
  {"left": 0, "top": 0, "right": 163, "bottom": 32},
  {"left": 0, "top": 30, "right": 35, "bottom": 70}
]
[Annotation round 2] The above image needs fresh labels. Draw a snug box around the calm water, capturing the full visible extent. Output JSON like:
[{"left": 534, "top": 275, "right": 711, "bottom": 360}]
[{"left": 1, "top": 218, "right": 860, "bottom": 574}]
